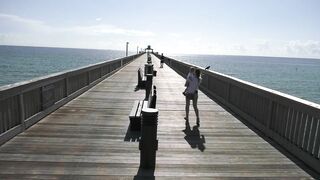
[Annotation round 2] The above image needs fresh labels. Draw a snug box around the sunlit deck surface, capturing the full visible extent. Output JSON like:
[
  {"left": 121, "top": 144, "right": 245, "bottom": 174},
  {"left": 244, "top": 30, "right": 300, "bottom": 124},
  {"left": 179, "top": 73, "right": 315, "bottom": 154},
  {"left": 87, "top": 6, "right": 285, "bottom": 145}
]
[{"left": 0, "top": 54, "right": 313, "bottom": 179}]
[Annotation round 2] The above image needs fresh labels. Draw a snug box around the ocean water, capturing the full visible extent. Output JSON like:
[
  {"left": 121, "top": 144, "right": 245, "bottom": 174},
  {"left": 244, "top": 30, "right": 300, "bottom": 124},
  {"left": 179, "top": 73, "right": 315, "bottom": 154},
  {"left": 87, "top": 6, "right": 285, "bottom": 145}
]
[
  {"left": 171, "top": 54, "right": 320, "bottom": 105},
  {"left": 1, "top": 46, "right": 319, "bottom": 105},
  {"left": 0, "top": 46, "right": 127, "bottom": 86}
]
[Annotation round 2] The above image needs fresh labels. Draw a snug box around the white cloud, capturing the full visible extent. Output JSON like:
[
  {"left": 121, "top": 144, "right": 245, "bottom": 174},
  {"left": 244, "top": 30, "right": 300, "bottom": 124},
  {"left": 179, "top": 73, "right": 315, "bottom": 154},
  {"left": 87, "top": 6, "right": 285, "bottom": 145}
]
[
  {"left": 64, "top": 24, "right": 155, "bottom": 37},
  {"left": 158, "top": 37, "right": 320, "bottom": 58},
  {"left": 168, "top": 33, "right": 183, "bottom": 38},
  {"left": 256, "top": 40, "right": 271, "bottom": 51},
  {"left": 0, "top": 13, "right": 155, "bottom": 49},
  {"left": 0, "top": 13, "right": 155, "bottom": 37},
  {"left": 230, "top": 44, "right": 247, "bottom": 53},
  {"left": 216, "top": 39, "right": 320, "bottom": 58},
  {"left": 285, "top": 40, "right": 320, "bottom": 57},
  {"left": 0, "top": 13, "right": 51, "bottom": 33},
  {"left": 0, "top": 13, "right": 44, "bottom": 26},
  {"left": 1, "top": 13, "right": 320, "bottom": 58}
]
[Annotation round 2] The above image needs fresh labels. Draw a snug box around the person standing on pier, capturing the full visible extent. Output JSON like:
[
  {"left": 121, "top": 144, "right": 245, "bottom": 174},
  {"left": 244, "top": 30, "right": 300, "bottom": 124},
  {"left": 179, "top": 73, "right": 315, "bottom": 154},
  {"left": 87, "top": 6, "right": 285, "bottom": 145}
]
[
  {"left": 160, "top": 53, "right": 164, "bottom": 68},
  {"left": 184, "top": 68, "right": 200, "bottom": 126}
]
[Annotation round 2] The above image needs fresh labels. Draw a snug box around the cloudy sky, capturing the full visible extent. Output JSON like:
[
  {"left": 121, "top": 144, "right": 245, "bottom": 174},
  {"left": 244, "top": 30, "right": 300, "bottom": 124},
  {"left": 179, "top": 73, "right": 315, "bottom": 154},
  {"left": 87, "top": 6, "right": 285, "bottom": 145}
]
[{"left": 0, "top": 0, "right": 320, "bottom": 58}]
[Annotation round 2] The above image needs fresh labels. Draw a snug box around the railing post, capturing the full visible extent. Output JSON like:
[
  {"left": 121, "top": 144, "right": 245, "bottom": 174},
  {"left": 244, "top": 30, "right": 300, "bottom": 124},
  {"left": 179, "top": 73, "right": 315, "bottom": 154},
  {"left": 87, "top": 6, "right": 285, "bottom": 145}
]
[
  {"left": 205, "top": 73, "right": 209, "bottom": 89},
  {"left": 18, "top": 94, "right": 25, "bottom": 130},
  {"left": 139, "top": 108, "right": 158, "bottom": 169},
  {"left": 144, "top": 64, "right": 153, "bottom": 75},
  {"left": 87, "top": 71, "right": 90, "bottom": 85},
  {"left": 65, "top": 77, "right": 69, "bottom": 97},
  {"left": 266, "top": 100, "right": 274, "bottom": 134},
  {"left": 226, "top": 83, "right": 231, "bottom": 102}
]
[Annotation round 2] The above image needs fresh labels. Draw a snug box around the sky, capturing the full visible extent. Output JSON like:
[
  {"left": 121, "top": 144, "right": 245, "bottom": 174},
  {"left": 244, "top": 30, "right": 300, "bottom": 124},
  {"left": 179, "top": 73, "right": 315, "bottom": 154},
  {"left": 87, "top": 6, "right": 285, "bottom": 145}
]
[{"left": 0, "top": 0, "right": 320, "bottom": 58}]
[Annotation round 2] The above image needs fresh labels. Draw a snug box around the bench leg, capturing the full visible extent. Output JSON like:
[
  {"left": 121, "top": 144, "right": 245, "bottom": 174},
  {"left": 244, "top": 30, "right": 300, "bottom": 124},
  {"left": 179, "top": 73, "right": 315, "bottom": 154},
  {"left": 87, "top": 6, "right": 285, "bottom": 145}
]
[{"left": 130, "top": 117, "right": 141, "bottom": 131}]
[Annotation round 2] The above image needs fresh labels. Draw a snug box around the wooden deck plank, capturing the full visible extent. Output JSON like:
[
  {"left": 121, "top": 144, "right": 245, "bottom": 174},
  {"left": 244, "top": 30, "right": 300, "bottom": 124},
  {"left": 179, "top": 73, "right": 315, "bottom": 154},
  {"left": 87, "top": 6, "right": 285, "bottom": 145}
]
[{"left": 0, "top": 54, "right": 313, "bottom": 179}]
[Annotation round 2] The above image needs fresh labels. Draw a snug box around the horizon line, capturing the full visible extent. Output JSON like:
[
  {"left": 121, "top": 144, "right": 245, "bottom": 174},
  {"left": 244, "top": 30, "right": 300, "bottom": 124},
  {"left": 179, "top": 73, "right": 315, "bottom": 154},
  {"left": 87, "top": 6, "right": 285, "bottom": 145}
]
[{"left": 1, "top": 44, "right": 320, "bottom": 60}]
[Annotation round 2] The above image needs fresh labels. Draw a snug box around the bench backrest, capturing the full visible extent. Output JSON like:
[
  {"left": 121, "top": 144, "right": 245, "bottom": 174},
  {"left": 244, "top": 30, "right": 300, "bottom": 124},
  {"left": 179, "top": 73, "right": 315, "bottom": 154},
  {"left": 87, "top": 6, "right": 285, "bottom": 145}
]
[{"left": 148, "top": 85, "right": 157, "bottom": 108}]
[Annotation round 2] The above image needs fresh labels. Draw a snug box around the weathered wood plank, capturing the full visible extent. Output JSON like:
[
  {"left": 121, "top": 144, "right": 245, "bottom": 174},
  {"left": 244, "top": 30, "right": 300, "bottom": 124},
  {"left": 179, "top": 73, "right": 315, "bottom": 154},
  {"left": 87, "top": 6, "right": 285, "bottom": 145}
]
[{"left": 0, "top": 54, "right": 314, "bottom": 179}]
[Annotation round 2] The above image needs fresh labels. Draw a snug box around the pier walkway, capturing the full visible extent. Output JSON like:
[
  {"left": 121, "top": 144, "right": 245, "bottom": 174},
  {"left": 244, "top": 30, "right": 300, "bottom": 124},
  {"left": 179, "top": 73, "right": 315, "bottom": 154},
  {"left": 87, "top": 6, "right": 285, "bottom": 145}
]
[{"left": 0, "top": 54, "right": 313, "bottom": 179}]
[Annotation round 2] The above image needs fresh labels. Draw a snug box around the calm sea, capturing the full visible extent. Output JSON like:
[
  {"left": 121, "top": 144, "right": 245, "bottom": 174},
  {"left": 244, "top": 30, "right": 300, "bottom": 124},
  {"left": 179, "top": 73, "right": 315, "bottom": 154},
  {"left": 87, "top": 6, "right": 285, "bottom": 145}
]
[
  {"left": 0, "top": 45, "right": 127, "bottom": 86},
  {"left": 0, "top": 46, "right": 319, "bottom": 104},
  {"left": 171, "top": 54, "right": 320, "bottom": 105}
]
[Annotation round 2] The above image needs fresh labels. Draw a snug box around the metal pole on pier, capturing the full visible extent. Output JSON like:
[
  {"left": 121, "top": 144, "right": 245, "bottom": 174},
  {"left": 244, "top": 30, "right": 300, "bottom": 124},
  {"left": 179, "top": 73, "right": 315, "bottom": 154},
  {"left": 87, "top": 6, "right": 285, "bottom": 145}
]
[
  {"left": 137, "top": 46, "right": 139, "bottom": 54},
  {"left": 126, "top": 42, "right": 129, "bottom": 56}
]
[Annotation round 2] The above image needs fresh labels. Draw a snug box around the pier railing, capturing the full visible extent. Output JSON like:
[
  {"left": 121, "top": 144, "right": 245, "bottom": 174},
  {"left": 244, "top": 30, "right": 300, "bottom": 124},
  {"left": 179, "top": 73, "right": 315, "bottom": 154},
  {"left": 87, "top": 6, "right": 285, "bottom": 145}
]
[
  {"left": 0, "top": 53, "right": 143, "bottom": 145},
  {"left": 155, "top": 53, "right": 320, "bottom": 174}
]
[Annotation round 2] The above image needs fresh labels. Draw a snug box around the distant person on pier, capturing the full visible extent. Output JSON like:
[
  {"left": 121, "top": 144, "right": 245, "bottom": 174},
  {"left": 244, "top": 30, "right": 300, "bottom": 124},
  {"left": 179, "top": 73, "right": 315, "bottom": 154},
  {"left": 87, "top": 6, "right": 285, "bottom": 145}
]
[
  {"left": 160, "top": 53, "right": 164, "bottom": 68},
  {"left": 160, "top": 59, "right": 164, "bottom": 68},
  {"left": 183, "top": 68, "right": 200, "bottom": 126}
]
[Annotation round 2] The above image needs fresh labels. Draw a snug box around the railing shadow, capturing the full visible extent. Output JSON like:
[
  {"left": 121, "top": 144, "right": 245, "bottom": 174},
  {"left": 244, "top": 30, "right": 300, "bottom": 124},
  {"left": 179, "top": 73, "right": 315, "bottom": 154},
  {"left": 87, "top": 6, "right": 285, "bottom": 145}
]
[{"left": 182, "top": 120, "right": 206, "bottom": 152}]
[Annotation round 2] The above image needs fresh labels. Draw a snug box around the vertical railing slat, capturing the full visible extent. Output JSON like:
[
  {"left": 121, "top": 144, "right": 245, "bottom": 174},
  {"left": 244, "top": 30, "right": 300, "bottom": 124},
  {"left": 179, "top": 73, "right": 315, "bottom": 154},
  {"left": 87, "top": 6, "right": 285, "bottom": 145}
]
[
  {"left": 19, "top": 94, "right": 25, "bottom": 130},
  {"left": 293, "top": 112, "right": 303, "bottom": 145},
  {"left": 280, "top": 105, "right": 289, "bottom": 137},
  {"left": 302, "top": 115, "right": 313, "bottom": 151},
  {"left": 312, "top": 119, "right": 320, "bottom": 157},
  {"left": 297, "top": 113, "right": 307, "bottom": 148},
  {"left": 307, "top": 118, "right": 317, "bottom": 155},
  {"left": 284, "top": 108, "right": 291, "bottom": 139},
  {"left": 289, "top": 110, "right": 298, "bottom": 142}
]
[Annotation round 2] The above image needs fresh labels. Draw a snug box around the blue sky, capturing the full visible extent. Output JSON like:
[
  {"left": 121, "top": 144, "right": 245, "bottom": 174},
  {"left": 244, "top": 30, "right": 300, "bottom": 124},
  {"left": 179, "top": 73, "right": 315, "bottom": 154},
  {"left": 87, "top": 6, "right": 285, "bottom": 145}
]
[{"left": 0, "top": 0, "right": 320, "bottom": 58}]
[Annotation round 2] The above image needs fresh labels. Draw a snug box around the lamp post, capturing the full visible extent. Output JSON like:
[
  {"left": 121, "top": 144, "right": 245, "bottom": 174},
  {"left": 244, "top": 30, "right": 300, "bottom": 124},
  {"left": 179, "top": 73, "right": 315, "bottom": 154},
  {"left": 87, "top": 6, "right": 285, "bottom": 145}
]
[{"left": 126, "top": 42, "right": 129, "bottom": 56}]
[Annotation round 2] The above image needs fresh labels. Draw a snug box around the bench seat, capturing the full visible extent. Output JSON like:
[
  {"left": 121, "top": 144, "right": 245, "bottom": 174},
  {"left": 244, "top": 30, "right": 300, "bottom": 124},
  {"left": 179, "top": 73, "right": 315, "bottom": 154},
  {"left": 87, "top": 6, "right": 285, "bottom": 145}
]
[{"left": 129, "top": 100, "right": 148, "bottom": 131}]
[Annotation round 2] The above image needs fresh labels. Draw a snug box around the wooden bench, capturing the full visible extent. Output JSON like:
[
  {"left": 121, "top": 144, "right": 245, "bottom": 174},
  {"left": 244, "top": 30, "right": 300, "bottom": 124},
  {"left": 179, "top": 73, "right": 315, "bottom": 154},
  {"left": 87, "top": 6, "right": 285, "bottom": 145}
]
[
  {"left": 129, "top": 86, "right": 157, "bottom": 131},
  {"left": 129, "top": 100, "right": 148, "bottom": 131}
]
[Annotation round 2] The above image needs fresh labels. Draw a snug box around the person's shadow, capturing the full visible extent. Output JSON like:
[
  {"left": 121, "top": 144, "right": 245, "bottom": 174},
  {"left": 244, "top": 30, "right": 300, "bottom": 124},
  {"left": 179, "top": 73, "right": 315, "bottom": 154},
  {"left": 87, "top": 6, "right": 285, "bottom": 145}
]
[{"left": 182, "top": 120, "right": 206, "bottom": 152}]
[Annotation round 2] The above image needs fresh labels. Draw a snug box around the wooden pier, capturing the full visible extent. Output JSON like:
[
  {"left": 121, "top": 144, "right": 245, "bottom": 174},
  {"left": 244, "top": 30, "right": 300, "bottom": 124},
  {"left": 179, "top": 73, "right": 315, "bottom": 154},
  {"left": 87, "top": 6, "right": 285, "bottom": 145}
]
[{"left": 0, "top": 54, "right": 316, "bottom": 179}]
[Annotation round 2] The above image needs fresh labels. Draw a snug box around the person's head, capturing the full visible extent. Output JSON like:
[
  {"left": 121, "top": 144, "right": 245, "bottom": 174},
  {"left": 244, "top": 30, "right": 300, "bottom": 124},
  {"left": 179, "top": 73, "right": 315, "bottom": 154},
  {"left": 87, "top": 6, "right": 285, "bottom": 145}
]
[
  {"left": 190, "top": 67, "right": 195, "bottom": 74},
  {"left": 195, "top": 69, "right": 201, "bottom": 79}
]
